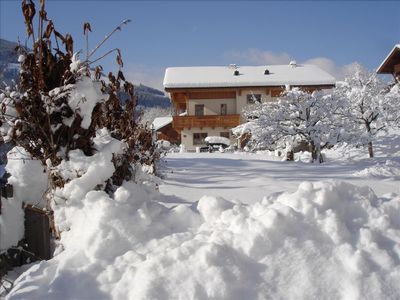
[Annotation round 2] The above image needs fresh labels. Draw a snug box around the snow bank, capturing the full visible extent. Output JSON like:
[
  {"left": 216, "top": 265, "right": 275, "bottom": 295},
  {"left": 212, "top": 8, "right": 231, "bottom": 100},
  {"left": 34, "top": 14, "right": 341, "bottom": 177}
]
[
  {"left": 6, "top": 147, "right": 48, "bottom": 207},
  {"left": 0, "top": 196, "right": 24, "bottom": 252},
  {"left": 354, "top": 159, "right": 400, "bottom": 178},
  {"left": 64, "top": 76, "right": 106, "bottom": 129},
  {"left": 7, "top": 180, "right": 400, "bottom": 299},
  {"left": 1, "top": 147, "right": 48, "bottom": 251}
]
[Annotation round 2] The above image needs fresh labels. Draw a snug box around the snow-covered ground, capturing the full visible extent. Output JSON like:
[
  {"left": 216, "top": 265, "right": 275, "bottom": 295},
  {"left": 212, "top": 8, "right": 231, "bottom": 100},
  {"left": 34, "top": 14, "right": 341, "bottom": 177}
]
[
  {"left": 158, "top": 152, "right": 400, "bottom": 206},
  {"left": 3, "top": 131, "right": 400, "bottom": 299}
]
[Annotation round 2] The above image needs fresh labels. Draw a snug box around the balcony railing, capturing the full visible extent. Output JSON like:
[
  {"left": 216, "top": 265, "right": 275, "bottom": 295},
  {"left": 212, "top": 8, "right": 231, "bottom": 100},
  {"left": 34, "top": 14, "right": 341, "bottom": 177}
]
[{"left": 173, "top": 114, "right": 241, "bottom": 130}]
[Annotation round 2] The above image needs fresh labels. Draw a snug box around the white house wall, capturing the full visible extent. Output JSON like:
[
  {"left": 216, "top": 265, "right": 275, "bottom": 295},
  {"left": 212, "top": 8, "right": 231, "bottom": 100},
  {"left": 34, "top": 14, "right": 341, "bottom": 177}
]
[
  {"left": 180, "top": 89, "right": 281, "bottom": 150},
  {"left": 181, "top": 127, "right": 233, "bottom": 151},
  {"left": 236, "top": 89, "right": 274, "bottom": 121}
]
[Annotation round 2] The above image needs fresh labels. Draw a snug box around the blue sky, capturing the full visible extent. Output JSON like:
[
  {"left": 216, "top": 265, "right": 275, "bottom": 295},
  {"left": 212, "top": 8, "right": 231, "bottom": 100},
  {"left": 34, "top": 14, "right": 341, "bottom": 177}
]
[{"left": 1, "top": 0, "right": 399, "bottom": 90}]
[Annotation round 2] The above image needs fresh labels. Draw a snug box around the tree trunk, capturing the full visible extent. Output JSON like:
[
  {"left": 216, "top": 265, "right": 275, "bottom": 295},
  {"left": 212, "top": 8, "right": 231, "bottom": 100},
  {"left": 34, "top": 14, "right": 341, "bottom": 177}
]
[
  {"left": 368, "top": 141, "right": 374, "bottom": 158},
  {"left": 365, "top": 121, "right": 374, "bottom": 158},
  {"left": 310, "top": 142, "right": 324, "bottom": 163},
  {"left": 286, "top": 150, "right": 294, "bottom": 161},
  {"left": 318, "top": 152, "right": 324, "bottom": 163}
]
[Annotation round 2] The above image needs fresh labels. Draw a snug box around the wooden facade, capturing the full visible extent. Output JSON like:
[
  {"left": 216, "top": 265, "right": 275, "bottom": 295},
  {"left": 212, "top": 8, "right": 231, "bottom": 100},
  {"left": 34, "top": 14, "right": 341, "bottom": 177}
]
[
  {"left": 156, "top": 122, "right": 181, "bottom": 144},
  {"left": 167, "top": 85, "right": 332, "bottom": 116},
  {"left": 188, "top": 90, "right": 236, "bottom": 100},
  {"left": 168, "top": 84, "right": 333, "bottom": 125},
  {"left": 173, "top": 114, "right": 241, "bottom": 131}
]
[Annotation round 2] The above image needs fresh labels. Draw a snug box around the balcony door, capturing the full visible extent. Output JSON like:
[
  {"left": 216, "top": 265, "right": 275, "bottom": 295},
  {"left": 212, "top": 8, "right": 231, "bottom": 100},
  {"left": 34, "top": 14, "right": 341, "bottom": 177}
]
[
  {"left": 195, "top": 104, "right": 204, "bottom": 116},
  {"left": 220, "top": 104, "right": 227, "bottom": 115}
]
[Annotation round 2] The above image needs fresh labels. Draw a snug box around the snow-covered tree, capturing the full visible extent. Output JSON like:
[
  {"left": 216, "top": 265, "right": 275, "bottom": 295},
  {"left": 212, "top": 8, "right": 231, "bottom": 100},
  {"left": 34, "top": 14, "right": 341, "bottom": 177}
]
[
  {"left": 334, "top": 64, "right": 396, "bottom": 158},
  {"left": 139, "top": 106, "right": 173, "bottom": 126},
  {"left": 235, "top": 88, "right": 344, "bottom": 163},
  {"left": 383, "top": 82, "right": 400, "bottom": 128}
]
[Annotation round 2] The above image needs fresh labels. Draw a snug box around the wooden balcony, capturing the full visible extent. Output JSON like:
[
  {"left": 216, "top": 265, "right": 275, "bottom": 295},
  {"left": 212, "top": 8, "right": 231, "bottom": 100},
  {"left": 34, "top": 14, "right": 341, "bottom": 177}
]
[{"left": 173, "top": 114, "right": 241, "bottom": 131}]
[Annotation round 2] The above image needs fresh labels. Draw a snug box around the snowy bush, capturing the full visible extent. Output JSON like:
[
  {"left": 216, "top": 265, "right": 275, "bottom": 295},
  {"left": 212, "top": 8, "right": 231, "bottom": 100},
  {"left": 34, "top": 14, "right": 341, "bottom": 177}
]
[
  {"left": 0, "top": 0, "right": 159, "bottom": 191},
  {"left": 0, "top": 0, "right": 159, "bottom": 255}
]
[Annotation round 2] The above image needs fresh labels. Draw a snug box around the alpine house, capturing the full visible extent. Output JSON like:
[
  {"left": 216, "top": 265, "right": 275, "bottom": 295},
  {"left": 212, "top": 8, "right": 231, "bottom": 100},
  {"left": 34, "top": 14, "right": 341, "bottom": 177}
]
[{"left": 163, "top": 62, "right": 336, "bottom": 151}]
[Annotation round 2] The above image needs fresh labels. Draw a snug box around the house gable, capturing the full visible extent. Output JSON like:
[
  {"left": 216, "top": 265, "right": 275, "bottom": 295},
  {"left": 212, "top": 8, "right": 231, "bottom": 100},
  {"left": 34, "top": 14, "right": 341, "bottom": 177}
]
[{"left": 376, "top": 44, "right": 400, "bottom": 78}]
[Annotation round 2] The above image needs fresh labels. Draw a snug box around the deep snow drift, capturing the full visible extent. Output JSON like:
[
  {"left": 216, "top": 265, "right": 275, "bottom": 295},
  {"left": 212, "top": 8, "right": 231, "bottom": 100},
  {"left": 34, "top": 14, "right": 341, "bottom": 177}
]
[
  {"left": 6, "top": 180, "right": 400, "bottom": 299},
  {"left": 3, "top": 131, "right": 400, "bottom": 300}
]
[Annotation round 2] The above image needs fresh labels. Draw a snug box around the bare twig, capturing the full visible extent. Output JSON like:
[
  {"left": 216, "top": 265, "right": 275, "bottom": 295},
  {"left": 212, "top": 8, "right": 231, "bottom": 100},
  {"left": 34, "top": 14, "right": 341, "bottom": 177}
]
[
  {"left": 86, "top": 19, "right": 131, "bottom": 62},
  {"left": 88, "top": 48, "right": 119, "bottom": 66}
]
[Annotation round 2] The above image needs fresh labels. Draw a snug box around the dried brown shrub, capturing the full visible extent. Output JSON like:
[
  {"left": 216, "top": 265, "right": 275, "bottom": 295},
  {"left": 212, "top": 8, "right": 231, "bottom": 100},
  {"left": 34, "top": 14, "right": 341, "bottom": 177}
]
[{"left": 0, "top": 0, "right": 159, "bottom": 192}]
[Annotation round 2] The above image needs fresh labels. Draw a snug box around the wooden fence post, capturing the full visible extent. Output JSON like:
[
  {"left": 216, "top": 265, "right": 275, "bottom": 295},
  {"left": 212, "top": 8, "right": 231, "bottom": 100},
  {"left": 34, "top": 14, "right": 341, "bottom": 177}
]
[{"left": 24, "top": 205, "right": 51, "bottom": 260}]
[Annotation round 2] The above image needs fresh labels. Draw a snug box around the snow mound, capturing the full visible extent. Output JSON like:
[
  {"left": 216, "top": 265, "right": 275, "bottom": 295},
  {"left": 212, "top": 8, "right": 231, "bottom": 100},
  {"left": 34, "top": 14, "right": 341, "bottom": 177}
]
[
  {"left": 1, "top": 147, "right": 48, "bottom": 251},
  {"left": 0, "top": 196, "right": 24, "bottom": 251},
  {"left": 7, "top": 181, "right": 400, "bottom": 299},
  {"left": 205, "top": 136, "right": 230, "bottom": 145},
  {"left": 63, "top": 76, "right": 106, "bottom": 129},
  {"left": 6, "top": 147, "right": 48, "bottom": 207},
  {"left": 353, "top": 159, "right": 400, "bottom": 178}
]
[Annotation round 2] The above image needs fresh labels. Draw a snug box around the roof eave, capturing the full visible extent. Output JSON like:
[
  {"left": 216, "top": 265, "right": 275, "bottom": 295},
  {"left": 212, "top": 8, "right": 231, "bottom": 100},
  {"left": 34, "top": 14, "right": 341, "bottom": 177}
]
[
  {"left": 376, "top": 44, "right": 400, "bottom": 74},
  {"left": 164, "top": 83, "right": 336, "bottom": 92}
]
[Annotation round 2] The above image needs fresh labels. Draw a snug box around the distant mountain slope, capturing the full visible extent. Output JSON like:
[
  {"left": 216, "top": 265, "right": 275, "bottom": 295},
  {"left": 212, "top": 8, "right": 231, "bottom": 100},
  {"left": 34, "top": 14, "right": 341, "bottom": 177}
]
[
  {"left": 0, "top": 38, "right": 170, "bottom": 108},
  {"left": 0, "top": 39, "right": 20, "bottom": 84},
  {"left": 0, "top": 39, "right": 19, "bottom": 62},
  {"left": 135, "top": 84, "right": 170, "bottom": 108}
]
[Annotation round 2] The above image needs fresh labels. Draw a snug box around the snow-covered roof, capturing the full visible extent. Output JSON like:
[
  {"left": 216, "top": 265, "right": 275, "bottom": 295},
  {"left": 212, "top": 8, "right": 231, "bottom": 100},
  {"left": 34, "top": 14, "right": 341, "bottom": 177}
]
[
  {"left": 376, "top": 44, "right": 400, "bottom": 74},
  {"left": 152, "top": 116, "right": 172, "bottom": 131},
  {"left": 163, "top": 64, "right": 336, "bottom": 89}
]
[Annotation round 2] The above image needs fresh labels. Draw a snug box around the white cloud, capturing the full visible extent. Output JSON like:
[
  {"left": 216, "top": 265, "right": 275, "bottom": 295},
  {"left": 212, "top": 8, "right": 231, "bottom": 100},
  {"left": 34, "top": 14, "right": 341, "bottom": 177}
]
[
  {"left": 225, "top": 49, "right": 359, "bottom": 81},
  {"left": 226, "top": 49, "right": 292, "bottom": 65},
  {"left": 303, "top": 57, "right": 360, "bottom": 81}
]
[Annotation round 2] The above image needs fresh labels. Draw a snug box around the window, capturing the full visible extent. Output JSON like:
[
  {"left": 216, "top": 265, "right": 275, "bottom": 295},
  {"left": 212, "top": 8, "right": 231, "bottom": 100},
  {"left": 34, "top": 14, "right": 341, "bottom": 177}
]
[
  {"left": 220, "top": 104, "right": 227, "bottom": 115},
  {"left": 220, "top": 132, "right": 230, "bottom": 138},
  {"left": 246, "top": 115, "right": 259, "bottom": 121},
  {"left": 195, "top": 104, "right": 204, "bottom": 116},
  {"left": 193, "top": 133, "right": 207, "bottom": 145},
  {"left": 247, "top": 94, "right": 261, "bottom": 104}
]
